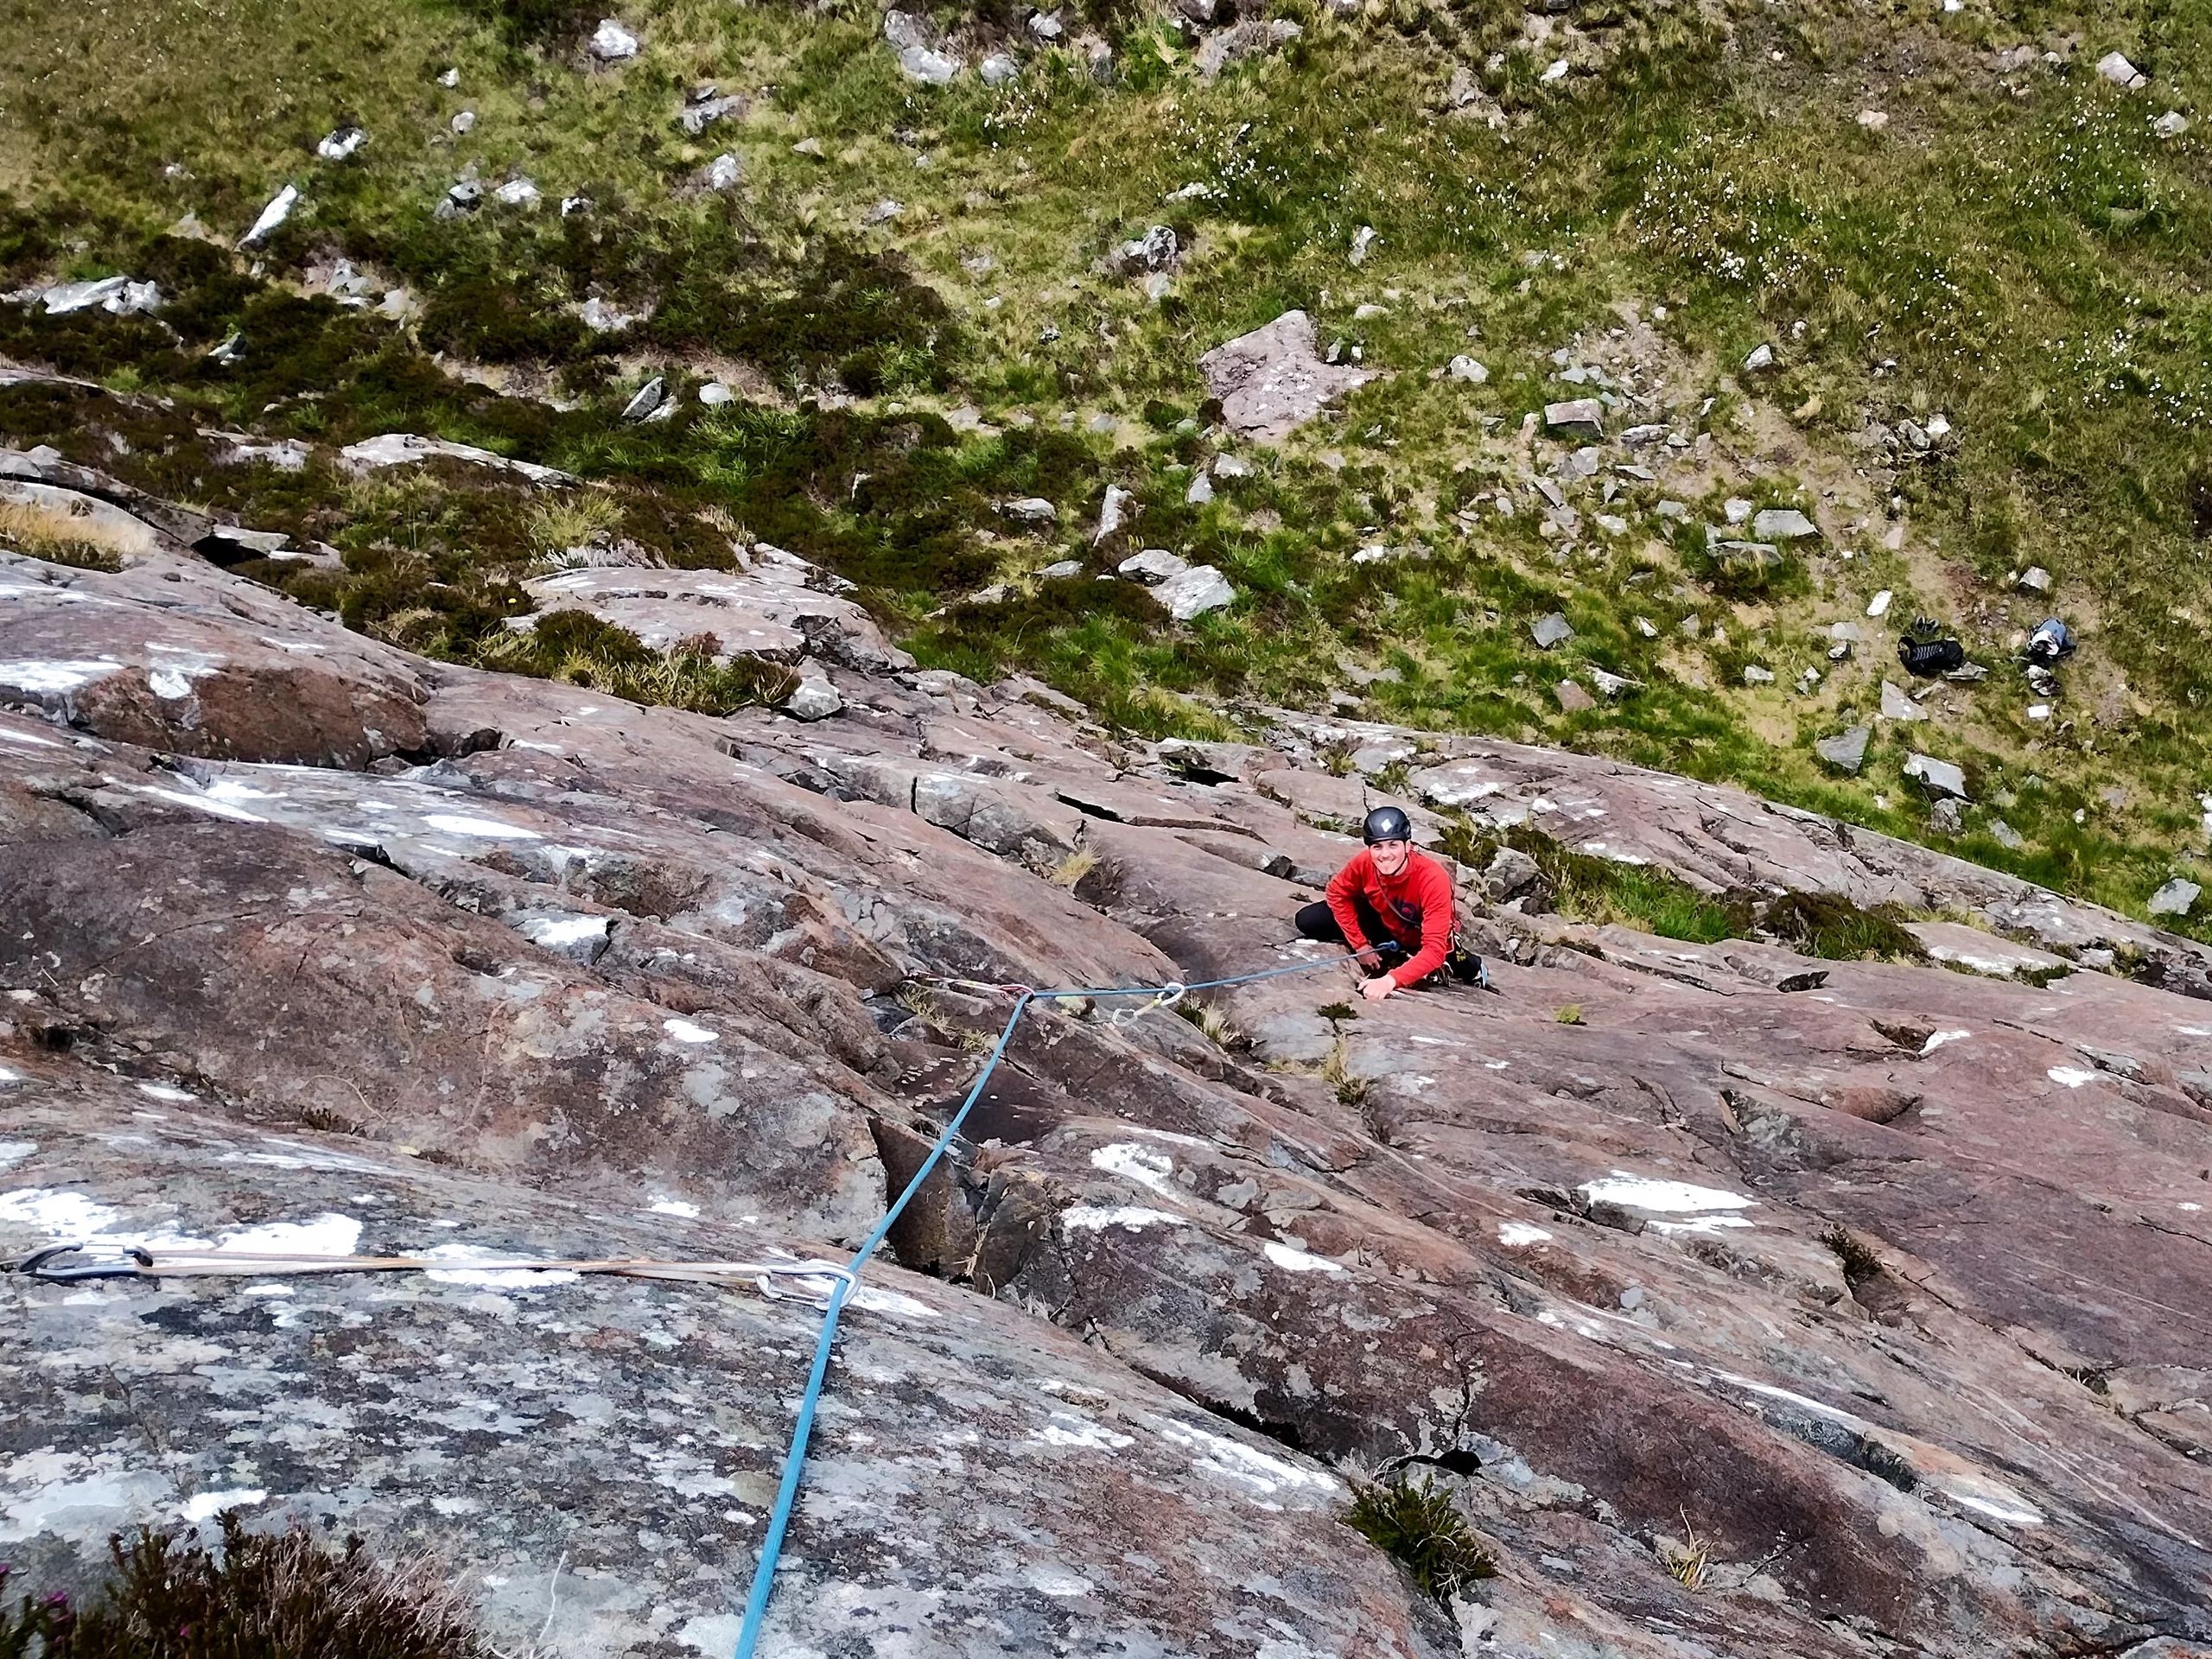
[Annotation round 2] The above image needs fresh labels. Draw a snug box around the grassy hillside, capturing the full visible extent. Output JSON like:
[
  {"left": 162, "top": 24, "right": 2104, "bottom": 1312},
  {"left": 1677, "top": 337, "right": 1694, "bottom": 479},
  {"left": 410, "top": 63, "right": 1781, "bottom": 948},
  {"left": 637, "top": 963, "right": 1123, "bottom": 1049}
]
[{"left": 3, "top": 0, "right": 2209, "bottom": 936}]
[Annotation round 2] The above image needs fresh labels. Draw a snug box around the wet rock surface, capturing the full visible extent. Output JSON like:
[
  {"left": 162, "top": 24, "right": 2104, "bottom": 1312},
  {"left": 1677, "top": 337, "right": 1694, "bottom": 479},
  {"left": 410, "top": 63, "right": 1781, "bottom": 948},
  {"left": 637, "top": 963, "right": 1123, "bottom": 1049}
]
[{"left": 4, "top": 487, "right": 2212, "bottom": 1657}]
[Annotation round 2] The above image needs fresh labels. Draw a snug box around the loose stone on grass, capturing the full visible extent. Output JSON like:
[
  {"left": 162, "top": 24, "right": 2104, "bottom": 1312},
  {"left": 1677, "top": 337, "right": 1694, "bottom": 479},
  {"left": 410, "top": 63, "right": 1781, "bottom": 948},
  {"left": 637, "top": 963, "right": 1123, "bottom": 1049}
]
[
  {"left": 1905, "top": 753, "right": 1969, "bottom": 800},
  {"left": 2148, "top": 879, "right": 2201, "bottom": 918},
  {"left": 1816, "top": 726, "right": 1872, "bottom": 773}
]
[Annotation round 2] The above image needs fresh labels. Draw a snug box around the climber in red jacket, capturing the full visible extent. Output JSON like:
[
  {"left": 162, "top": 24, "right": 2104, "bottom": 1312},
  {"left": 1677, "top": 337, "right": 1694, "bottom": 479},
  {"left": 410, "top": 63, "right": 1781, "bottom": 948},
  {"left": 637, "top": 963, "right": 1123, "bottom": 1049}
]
[{"left": 1295, "top": 808, "right": 1485, "bottom": 1001}]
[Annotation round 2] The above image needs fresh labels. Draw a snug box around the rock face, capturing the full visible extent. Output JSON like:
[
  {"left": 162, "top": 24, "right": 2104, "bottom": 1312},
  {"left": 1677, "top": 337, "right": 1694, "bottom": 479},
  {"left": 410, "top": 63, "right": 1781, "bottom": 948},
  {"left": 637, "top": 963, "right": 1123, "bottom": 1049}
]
[
  {"left": 1198, "top": 311, "right": 1376, "bottom": 442},
  {"left": 5, "top": 464, "right": 2212, "bottom": 1658}
]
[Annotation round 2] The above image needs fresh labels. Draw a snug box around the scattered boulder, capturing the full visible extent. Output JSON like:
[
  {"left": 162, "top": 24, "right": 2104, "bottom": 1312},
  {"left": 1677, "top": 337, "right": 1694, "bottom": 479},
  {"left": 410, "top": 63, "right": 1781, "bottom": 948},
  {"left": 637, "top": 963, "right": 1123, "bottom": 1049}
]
[
  {"left": 981, "top": 52, "right": 1019, "bottom": 85},
  {"left": 315, "top": 125, "right": 365, "bottom": 161},
  {"left": 2154, "top": 111, "right": 2189, "bottom": 138},
  {"left": 1001, "top": 498, "right": 1058, "bottom": 527},
  {"left": 493, "top": 176, "right": 541, "bottom": 207},
  {"left": 1816, "top": 725, "right": 1872, "bottom": 774},
  {"left": 1753, "top": 508, "right": 1819, "bottom": 540},
  {"left": 1037, "top": 558, "right": 1084, "bottom": 580},
  {"left": 1879, "top": 680, "right": 1929, "bottom": 721},
  {"left": 2096, "top": 50, "right": 2147, "bottom": 90},
  {"left": 2016, "top": 566, "right": 2052, "bottom": 594},
  {"left": 681, "top": 92, "right": 747, "bottom": 135},
  {"left": 589, "top": 17, "right": 639, "bottom": 59},
  {"left": 1857, "top": 109, "right": 1890, "bottom": 130},
  {"left": 1531, "top": 612, "right": 1573, "bottom": 649},
  {"left": 1743, "top": 664, "right": 1776, "bottom": 685},
  {"left": 783, "top": 665, "right": 845, "bottom": 721},
  {"left": 1544, "top": 398, "right": 1604, "bottom": 440},
  {"left": 1349, "top": 225, "right": 1377, "bottom": 266},
  {"left": 703, "top": 153, "right": 741, "bottom": 191},
  {"left": 1155, "top": 563, "right": 1236, "bottom": 620},
  {"left": 1744, "top": 341, "right": 1776, "bottom": 372},
  {"left": 239, "top": 183, "right": 298, "bottom": 246},
  {"left": 620, "top": 378, "right": 666, "bottom": 423},
  {"left": 1094, "top": 484, "right": 1133, "bottom": 543},
  {"left": 1119, "top": 548, "right": 1189, "bottom": 585},
  {"left": 1196, "top": 18, "right": 1302, "bottom": 80},
  {"left": 1554, "top": 678, "right": 1596, "bottom": 713},
  {"left": 1197, "top": 312, "right": 1376, "bottom": 442},
  {"left": 2149, "top": 878, "right": 2201, "bottom": 918},
  {"left": 1904, "top": 752, "right": 1969, "bottom": 800},
  {"left": 899, "top": 46, "right": 962, "bottom": 84},
  {"left": 1448, "top": 354, "right": 1489, "bottom": 385}
]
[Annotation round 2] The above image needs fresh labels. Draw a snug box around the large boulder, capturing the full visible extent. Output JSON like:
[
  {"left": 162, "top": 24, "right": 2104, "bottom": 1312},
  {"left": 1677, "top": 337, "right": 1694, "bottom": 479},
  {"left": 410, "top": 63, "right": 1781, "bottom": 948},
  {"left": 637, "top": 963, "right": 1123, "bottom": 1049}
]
[{"left": 1198, "top": 311, "right": 1376, "bottom": 442}]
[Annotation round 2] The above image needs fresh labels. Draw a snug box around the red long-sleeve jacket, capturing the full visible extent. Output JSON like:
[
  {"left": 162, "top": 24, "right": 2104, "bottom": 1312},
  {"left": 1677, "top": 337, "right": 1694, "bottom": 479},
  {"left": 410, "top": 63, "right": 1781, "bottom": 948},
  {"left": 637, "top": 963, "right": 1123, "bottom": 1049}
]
[{"left": 1325, "top": 847, "right": 1456, "bottom": 983}]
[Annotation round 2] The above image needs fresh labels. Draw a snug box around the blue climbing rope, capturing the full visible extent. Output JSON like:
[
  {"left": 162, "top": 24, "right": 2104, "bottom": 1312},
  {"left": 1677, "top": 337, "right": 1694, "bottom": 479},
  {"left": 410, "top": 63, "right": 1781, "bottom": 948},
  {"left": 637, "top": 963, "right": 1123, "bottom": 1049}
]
[{"left": 730, "top": 944, "right": 1380, "bottom": 1657}]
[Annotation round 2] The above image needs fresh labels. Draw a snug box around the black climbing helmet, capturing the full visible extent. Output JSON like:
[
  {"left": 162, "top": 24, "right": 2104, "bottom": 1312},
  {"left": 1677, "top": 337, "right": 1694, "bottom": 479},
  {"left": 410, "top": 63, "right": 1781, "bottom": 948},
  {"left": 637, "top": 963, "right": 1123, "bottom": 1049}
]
[{"left": 1362, "top": 806, "right": 1414, "bottom": 845}]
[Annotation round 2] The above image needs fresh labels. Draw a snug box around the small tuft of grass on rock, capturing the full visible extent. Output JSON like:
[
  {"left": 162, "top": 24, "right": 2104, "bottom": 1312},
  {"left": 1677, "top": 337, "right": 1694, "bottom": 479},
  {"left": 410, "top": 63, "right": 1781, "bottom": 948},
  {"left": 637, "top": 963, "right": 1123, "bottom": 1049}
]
[
  {"left": 1049, "top": 849, "right": 1098, "bottom": 889},
  {"left": 1554, "top": 1003, "right": 1585, "bottom": 1026},
  {"left": 1344, "top": 1475, "right": 1495, "bottom": 1605},
  {"left": 0, "top": 500, "right": 129, "bottom": 572},
  {"left": 1819, "top": 1223, "right": 1884, "bottom": 1287},
  {"left": 1662, "top": 1509, "right": 1711, "bottom": 1592}
]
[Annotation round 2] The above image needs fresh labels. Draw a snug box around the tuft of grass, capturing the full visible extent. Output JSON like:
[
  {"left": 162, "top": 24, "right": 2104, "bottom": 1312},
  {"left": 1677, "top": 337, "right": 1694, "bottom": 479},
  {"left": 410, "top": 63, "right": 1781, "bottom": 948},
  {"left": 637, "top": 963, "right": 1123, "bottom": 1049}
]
[
  {"left": 1315, "top": 1001, "right": 1357, "bottom": 1023},
  {"left": 1747, "top": 892, "right": 1928, "bottom": 963},
  {"left": 1344, "top": 1476, "right": 1495, "bottom": 1605},
  {"left": 1820, "top": 1223, "right": 1884, "bottom": 1288},
  {"left": 0, "top": 500, "right": 131, "bottom": 571},
  {"left": 474, "top": 608, "right": 798, "bottom": 715},
  {"left": 1445, "top": 818, "right": 1739, "bottom": 945},
  {"left": 1554, "top": 1003, "right": 1585, "bottom": 1026},
  {"left": 1174, "top": 999, "right": 1244, "bottom": 1049},
  {"left": 0, "top": 1513, "right": 493, "bottom": 1659},
  {"left": 1662, "top": 1510, "right": 1710, "bottom": 1592},
  {"left": 523, "top": 492, "right": 626, "bottom": 557},
  {"left": 1049, "top": 849, "right": 1099, "bottom": 889}
]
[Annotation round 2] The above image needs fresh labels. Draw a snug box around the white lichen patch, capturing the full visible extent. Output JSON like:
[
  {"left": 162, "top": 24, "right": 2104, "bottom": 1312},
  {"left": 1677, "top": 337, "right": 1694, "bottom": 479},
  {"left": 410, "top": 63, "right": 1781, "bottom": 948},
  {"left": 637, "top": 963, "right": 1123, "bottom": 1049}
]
[
  {"left": 1030, "top": 1413, "right": 1135, "bottom": 1452},
  {"left": 180, "top": 1487, "right": 267, "bottom": 1522},
  {"left": 663, "top": 1018, "right": 720, "bottom": 1044},
  {"left": 1060, "top": 1205, "right": 1189, "bottom": 1232},
  {"left": 1151, "top": 1416, "right": 1340, "bottom": 1502},
  {"left": 650, "top": 1197, "right": 702, "bottom": 1218},
  {"left": 137, "top": 785, "right": 268, "bottom": 823},
  {"left": 1089, "top": 1141, "right": 1177, "bottom": 1198},
  {"left": 1497, "top": 1222, "right": 1553, "bottom": 1247},
  {"left": 1262, "top": 1240, "right": 1345, "bottom": 1274},
  {"left": 0, "top": 658, "right": 123, "bottom": 693},
  {"left": 1579, "top": 1172, "right": 1755, "bottom": 1215},
  {"left": 135, "top": 1082, "right": 197, "bottom": 1103},
  {"left": 216, "top": 1213, "right": 363, "bottom": 1256},
  {"left": 422, "top": 1243, "right": 582, "bottom": 1287},
  {"left": 422, "top": 812, "right": 543, "bottom": 840},
  {"left": 1921, "top": 1029, "right": 1971, "bottom": 1054},
  {"left": 2046, "top": 1066, "right": 2099, "bottom": 1089},
  {"left": 0, "top": 1186, "right": 124, "bottom": 1240}
]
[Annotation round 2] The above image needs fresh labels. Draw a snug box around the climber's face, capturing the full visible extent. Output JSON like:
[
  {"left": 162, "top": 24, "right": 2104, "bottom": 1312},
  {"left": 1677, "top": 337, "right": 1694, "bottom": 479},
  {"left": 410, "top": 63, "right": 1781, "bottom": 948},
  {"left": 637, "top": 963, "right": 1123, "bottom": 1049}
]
[{"left": 1370, "top": 837, "right": 1410, "bottom": 878}]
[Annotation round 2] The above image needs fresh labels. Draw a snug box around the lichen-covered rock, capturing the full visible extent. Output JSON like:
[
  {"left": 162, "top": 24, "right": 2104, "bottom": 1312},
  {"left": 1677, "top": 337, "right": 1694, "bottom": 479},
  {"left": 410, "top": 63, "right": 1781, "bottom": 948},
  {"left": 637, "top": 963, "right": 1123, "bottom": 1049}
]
[{"left": 4, "top": 490, "right": 2212, "bottom": 1657}]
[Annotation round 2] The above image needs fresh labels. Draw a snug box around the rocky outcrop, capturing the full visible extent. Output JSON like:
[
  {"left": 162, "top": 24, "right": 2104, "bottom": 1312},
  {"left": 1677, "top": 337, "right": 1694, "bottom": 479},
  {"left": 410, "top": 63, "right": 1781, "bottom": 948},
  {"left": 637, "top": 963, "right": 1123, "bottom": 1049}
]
[{"left": 5, "top": 470, "right": 2212, "bottom": 1656}]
